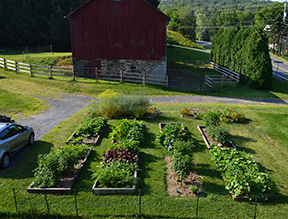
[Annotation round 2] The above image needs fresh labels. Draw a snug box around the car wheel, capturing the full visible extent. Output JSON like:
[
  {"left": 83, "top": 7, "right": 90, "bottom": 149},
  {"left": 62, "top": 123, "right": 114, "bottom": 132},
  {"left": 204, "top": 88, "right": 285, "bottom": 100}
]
[
  {"left": 1, "top": 153, "right": 10, "bottom": 168},
  {"left": 28, "top": 133, "right": 35, "bottom": 145}
]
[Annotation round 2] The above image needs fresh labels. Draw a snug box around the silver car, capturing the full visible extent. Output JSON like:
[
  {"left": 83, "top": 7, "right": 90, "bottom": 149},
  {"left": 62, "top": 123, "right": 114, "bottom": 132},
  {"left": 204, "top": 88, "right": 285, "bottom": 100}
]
[{"left": 0, "top": 123, "right": 34, "bottom": 168}]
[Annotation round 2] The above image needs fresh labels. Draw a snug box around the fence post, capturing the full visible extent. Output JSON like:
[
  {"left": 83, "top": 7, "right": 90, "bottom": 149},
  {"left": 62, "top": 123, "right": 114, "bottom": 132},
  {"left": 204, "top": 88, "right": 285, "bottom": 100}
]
[
  {"left": 74, "top": 190, "right": 78, "bottom": 217},
  {"left": 73, "top": 67, "right": 75, "bottom": 81},
  {"left": 49, "top": 64, "right": 53, "bottom": 79},
  {"left": 139, "top": 189, "right": 141, "bottom": 214},
  {"left": 120, "top": 70, "right": 123, "bottom": 83},
  {"left": 196, "top": 193, "right": 199, "bottom": 218},
  {"left": 221, "top": 75, "right": 224, "bottom": 86},
  {"left": 197, "top": 60, "right": 200, "bottom": 68},
  {"left": 143, "top": 73, "right": 146, "bottom": 85},
  {"left": 29, "top": 63, "right": 33, "bottom": 77},
  {"left": 166, "top": 75, "right": 169, "bottom": 88},
  {"left": 44, "top": 192, "right": 50, "bottom": 215},
  {"left": 12, "top": 188, "right": 17, "bottom": 211},
  {"left": 95, "top": 67, "right": 98, "bottom": 82},
  {"left": 254, "top": 196, "right": 257, "bottom": 219},
  {"left": 15, "top": 60, "right": 17, "bottom": 74},
  {"left": 4, "top": 58, "right": 6, "bottom": 70},
  {"left": 212, "top": 78, "right": 214, "bottom": 90}
]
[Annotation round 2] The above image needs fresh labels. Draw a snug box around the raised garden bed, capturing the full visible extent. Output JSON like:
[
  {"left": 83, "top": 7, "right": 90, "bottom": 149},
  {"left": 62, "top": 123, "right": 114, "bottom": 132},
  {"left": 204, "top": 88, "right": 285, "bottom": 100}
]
[
  {"left": 197, "top": 126, "right": 236, "bottom": 149},
  {"left": 179, "top": 108, "right": 207, "bottom": 120},
  {"left": 27, "top": 147, "right": 92, "bottom": 194},
  {"left": 92, "top": 171, "right": 138, "bottom": 195},
  {"left": 66, "top": 125, "right": 106, "bottom": 144}
]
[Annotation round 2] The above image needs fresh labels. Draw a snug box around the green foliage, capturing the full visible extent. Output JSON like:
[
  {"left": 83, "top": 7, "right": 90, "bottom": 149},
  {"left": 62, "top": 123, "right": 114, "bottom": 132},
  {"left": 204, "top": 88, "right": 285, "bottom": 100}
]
[
  {"left": 211, "top": 25, "right": 272, "bottom": 89},
  {"left": 202, "top": 111, "right": 221, "bottom": 127},
  {"left": 156, "top": 123, "right": 192, "bottom": 151},
  {"left": 33, "top": 144, "right": 89, "bottom": 188},
  {"left": 171, "top": 153, "right": 192, "bottom": 182},
  {"left": 167, "top": 30, "right": 204, "bottom": 49},
  {"left": 180, "top": 108, "right": 207, "bottom": 118},
  {"left": 210, "top": 147, "right": 277, "bottom": 201},
  {"left": 220, "top": 108, "right": 244, "bottom": 123},
  {"left": 110, "top": 139, "right": 140, "bottom": 154},
  {"left": 207, "top": 125, "right": 230, "bottom": 146},
  {"left": 189, "top": 185, "right": 199, "bottom": 194},
  {"left": 200, "top": 27, "right": 210, "bottom": 42},
  {"left": 86, "top": 90, "right": 151, "bottom": 119},
  {"left": 109, "top": 119, "right": 145, "bottom": 143},
  {"left": 75, "top": 117, "right": 107, "bottom": 138},
  {"left": 92, "top": 162, "right": 138, "bottom": 188}
]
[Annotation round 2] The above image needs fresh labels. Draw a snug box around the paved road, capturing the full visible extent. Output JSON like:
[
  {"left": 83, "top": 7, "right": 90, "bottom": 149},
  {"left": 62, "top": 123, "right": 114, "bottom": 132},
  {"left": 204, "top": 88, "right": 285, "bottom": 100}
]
[
  {"left": 271, "top": 56, "right": 288, "bottom": 78},
  {"left": 196, "top": 41, "right": 212, "bottom": 48}
]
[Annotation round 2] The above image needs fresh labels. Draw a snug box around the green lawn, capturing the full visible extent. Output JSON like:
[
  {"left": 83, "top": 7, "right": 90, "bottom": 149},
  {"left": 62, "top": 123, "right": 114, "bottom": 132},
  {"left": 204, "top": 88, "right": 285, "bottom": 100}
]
[{"left": 1, "top": 103, "right": 288, "bottom": 218}]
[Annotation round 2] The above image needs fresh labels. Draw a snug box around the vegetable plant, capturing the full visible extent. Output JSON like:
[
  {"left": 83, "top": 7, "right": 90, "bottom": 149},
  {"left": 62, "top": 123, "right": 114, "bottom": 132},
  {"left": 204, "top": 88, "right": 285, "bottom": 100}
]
[{"left": 74, "top": 117, "right": 107, "bottom": 139}]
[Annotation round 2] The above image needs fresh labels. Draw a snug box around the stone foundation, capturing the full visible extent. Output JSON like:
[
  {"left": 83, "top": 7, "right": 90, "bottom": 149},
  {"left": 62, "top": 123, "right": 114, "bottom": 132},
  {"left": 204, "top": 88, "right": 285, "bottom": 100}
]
[{"left": 73, "top": 58, "right": 167, "bottom": 81}]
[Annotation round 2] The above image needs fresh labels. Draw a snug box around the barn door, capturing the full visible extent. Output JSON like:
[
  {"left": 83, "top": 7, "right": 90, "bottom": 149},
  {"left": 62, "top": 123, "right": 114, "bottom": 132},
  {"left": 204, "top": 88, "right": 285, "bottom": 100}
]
[{"left": 91, "top": 60, "right": 101, "bottom": 78}]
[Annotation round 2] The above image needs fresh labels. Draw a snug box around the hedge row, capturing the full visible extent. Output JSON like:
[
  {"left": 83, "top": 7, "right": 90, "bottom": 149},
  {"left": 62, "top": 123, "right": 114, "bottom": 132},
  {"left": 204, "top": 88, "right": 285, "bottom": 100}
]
[{"left": 210, "top": 25, "right": 273, "bottom": 89}]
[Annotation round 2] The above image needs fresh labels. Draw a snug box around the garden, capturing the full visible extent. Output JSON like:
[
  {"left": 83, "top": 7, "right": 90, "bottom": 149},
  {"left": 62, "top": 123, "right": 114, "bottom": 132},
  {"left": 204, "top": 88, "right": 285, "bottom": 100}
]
[{"left": 1, "top": 89, "right": 288, "bottom": 218}]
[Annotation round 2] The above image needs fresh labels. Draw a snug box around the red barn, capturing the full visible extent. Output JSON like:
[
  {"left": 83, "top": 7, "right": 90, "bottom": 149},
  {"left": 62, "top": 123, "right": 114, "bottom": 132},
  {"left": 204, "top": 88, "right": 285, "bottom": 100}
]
[{"left": 66, "top": 0, "right": 170, "bottom": 80}]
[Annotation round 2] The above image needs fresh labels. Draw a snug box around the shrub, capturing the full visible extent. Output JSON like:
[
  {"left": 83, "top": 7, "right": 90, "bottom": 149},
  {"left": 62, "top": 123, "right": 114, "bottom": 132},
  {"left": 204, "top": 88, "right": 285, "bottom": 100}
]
[
  {"left": 86, "top": 90, "right": 152, "bottom": 119},
  {"left": 167, "top": 30, "right": 204, "bottom": 49},
  {"left": 220, "top": 108, "right": 244, "bottom": 123}
]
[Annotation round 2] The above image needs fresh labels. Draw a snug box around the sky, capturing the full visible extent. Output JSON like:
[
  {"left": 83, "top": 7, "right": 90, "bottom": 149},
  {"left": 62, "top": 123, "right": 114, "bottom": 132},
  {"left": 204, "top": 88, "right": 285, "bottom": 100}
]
[{"left": 270, "top": 0, "right": 286, "bottom": 2}]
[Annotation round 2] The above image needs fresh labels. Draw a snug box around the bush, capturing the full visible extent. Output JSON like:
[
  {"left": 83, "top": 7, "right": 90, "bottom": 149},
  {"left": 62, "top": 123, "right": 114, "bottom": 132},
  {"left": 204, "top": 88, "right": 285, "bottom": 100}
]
[
  {"left": 86, "top": 90, "right": 152, "bottom": 119},
  {"left": 167, "top": 30, "right": 204, "bottom": 49}
]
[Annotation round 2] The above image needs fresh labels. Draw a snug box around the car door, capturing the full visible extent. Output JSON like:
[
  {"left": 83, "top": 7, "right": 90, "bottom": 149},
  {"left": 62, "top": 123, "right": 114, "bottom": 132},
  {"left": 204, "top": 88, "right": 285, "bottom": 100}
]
[{"left": 6, "top": 125, "right": 26, "bottom": 153}]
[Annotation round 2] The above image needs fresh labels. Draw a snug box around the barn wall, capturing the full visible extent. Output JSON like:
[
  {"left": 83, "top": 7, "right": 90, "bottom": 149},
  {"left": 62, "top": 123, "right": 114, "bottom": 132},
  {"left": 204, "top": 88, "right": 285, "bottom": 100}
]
[{"left": 73, "top": 58, "right": 166, "bottom": 80}]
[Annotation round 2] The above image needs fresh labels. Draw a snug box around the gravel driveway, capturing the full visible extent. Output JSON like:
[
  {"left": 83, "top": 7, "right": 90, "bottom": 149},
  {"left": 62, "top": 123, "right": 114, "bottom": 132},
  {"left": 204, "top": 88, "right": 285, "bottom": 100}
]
[{"left": 19, "top": 94, "right": 94, "bottom": 141}]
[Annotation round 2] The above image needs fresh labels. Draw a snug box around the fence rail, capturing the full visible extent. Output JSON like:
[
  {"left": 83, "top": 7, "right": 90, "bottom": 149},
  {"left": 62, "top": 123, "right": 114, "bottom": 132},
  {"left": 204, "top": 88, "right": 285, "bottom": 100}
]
[{"left": 0, "top": 58, "right": 74, "bottom": 79}]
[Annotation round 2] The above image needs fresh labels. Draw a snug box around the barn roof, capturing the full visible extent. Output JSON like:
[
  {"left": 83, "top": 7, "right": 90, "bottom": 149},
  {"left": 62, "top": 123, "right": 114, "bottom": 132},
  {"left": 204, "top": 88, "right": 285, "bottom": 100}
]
[{"left": 65, "top": 0, "right": 170, "bottom": 21}]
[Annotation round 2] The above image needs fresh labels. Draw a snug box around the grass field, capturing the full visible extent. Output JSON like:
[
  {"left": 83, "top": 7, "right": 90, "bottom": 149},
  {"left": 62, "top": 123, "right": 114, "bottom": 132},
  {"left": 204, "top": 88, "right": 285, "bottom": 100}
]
[
  {"left": 1, "top": 103, "right": 288, "bottom": 218},
  {"left": 1, "top": 48, "right": 288, "bottom": 218}
]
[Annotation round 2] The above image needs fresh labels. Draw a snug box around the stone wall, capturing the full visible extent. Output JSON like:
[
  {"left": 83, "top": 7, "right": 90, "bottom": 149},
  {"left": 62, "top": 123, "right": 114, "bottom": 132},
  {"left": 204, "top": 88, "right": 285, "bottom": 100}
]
[{"left": 73, "top": 58, "right": 167, "bottom": 81}]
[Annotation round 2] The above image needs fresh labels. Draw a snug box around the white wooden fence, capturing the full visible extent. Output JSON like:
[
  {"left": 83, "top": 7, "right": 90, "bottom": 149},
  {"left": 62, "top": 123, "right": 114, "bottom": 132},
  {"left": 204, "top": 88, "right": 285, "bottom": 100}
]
[
  {"left": 0, "top": 58, "right": 74, "bottom": 79},
  {"left": 0, "top": 58, "right": 168, "bottom": 86},
  {"left": 205, "top": 62, "right": 240, "bottom": 89}
]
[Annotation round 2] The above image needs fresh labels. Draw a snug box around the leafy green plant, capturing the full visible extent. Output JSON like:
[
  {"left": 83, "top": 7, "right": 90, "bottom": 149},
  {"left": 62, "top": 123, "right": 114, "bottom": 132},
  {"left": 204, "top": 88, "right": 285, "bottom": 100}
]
[
  {"left": 75, "top": 117, "right": 107, "bottom": 138},
  {"left": 93, "top": 162, "right": 138, "bottom": 188},
  {"left": 189, "top": 185, "right": 199, "bottom": 194},
  {"left": 109, "top": 119, "right": 145, "bottom": 143},
  {"left": 202, "top": 111, "right": 221, "bottom": 127},
  {"left": 156, "top": 123, "right": 192, "bottom": 151},
  {"left": 210, "top": 147, "right": 277, "bottom": 201},
  {"left": 207, "top": 125, "right": 230, "bottom": 146},
  {"left": 171, "top": 152, "right": 192, "bottom": 185},
  {"left": 110, "top": 139, "right": 140, "bottom": 154},
  {"left": 220, "top": 108, "right": 244, "bottom": 123},
  {"left": 33, "top": 145, "right": 89, "bottom": 188}
]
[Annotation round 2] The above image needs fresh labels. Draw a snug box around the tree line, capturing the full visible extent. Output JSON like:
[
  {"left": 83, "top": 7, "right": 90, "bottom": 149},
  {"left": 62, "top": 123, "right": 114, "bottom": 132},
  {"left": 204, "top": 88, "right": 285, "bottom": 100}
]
[
  {"left": 0, "top": 0, "right": 160, "bottom": 51},
  {"left": 160, "top": 0, "right": 285, "bottom": 42},
  {"left": 210, "top": 25, "right": 272, "bottom": 89}
]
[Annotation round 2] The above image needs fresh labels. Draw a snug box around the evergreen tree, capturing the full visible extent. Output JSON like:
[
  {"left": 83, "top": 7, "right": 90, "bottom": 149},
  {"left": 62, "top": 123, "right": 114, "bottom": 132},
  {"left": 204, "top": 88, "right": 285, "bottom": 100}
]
[
  {"left": 200, "top": 27, "right": 210, "bottom": 41},
  {"left": 146, "top": 0, "right": 161, "bottom": 8}
]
